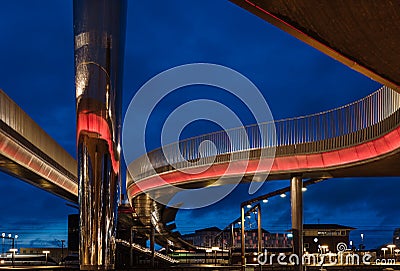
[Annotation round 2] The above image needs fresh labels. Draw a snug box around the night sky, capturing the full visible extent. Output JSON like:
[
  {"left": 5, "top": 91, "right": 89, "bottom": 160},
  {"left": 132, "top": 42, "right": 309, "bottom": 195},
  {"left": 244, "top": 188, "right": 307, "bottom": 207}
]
[{"left": 0, "top": 1, "right": 397, "bottom": 250}]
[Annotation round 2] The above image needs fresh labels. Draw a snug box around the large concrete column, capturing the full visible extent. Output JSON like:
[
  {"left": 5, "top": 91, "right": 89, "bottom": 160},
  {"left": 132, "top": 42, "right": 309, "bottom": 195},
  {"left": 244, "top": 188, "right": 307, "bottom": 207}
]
[
  {"left": 291, "top": 176, "right": 303, "bottom": 271},
  {"left": 74, "top": 1, "right": 127, "bottom": 270}
]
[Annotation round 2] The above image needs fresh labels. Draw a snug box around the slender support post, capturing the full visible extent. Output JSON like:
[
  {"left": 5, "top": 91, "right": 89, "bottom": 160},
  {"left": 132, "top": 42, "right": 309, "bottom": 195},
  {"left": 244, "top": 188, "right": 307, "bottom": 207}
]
[
  {"left": 257, "top": 204, "right": 262, "bottom": 256},
  {"left": 74, "top": 0, "right": 127, "bottom": 270},
  {"left": 130, "top": 227, "right": 134, "bottom": 267},
  {"left": 291, "top": 176, "right": 303, "bottom": 271},
  {"left": 150, "top": 227, "right": 155, "bottom": 268},
  {"left": 241, "top": 205, "right": 246, "bottom": 271},
  {"left": 230, "top": 223, "right": 234, "bottom": 265}
]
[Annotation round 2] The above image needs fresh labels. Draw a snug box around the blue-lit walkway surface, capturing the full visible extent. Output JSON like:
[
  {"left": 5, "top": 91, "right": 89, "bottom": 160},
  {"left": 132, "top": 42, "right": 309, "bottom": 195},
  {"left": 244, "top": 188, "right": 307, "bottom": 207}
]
[{"left": 0, "top": 89, "right": 77, "bottom": 202}]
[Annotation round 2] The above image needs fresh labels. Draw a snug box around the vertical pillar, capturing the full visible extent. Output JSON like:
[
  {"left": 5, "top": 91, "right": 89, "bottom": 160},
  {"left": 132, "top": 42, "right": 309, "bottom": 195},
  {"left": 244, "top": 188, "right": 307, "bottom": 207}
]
[
  {"left": 130, "top": 227, "right": 134, "bottom": 267},
  {"left": 291, "top": 176, "right": 303, "bottom": 271},
  {"left": 150, "top": 227, "right": 155, "bottom": 268},
  {"left": 230, "top": 223, "right": 234, "bottom": 265},
  {"left": 257, "top": 204, "right": 262, "bottom": 255},
  {"left": 74, "top": 0, "right": 127, "bottom": 270},
  {"left": 241, "top": 205, "right": 246, "bottom": 271}
]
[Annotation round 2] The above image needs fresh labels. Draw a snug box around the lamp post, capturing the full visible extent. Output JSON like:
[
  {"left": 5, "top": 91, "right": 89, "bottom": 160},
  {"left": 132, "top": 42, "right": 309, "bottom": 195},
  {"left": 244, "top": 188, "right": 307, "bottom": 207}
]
[
  {"left": 394, "top": 249, "right": 400, "bottom": 262},
  {"left": 381, "top": 247, "right": 388, "bottom": 259},
  {"left": 387, "top": 245, "right": 396, "bottom": 257},
  {"left": 1, "top": 233, "right": 4, "bottom": 256},
  {"left": 7, "top": 234, "right": 11, "bottom": 250},
  {"left": 9, "top": 248, "right": 17, "bottom": 268},
  {"left": 13, "top": 235, "right": 18, "bottom": 249},
  {"left": 360, "top": 233, "right": 364, "bottom": 250},
  {"left": 43, "top": 251, "right": 50, "bottom": 266}
]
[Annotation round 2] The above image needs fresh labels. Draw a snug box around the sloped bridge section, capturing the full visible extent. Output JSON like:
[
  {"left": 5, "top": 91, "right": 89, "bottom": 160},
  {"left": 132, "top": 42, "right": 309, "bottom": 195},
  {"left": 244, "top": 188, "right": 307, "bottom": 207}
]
[{"left": 0, "top": 89, "right": 77, "bottom": 202}]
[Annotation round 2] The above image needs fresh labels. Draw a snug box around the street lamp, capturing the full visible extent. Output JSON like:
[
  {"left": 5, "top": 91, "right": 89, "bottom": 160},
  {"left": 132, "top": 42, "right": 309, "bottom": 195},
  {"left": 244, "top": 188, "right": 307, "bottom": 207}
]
[
  {"left": 43, "top": 250, "right": 50, "bottom": 266},
  {"left": 14, "top": 235, "right": 18, "bottom": 250},
  {"left": 9, "top": 248, "right": 17, "bottom": 268},
  {"left": 387, "top": 245, "right": 396, "bottom": 257},
  {"left": 360, "top": 233, "right": 364, "bottom": 249},
  {"left": 381, "top": 247, "right": 388, "bottom": 258},
  {"left": 1, "top": 233, "right": 4, "bottom": 255},
  {"left": 394, "top": 249, "right": 400, "bottom": 262}
]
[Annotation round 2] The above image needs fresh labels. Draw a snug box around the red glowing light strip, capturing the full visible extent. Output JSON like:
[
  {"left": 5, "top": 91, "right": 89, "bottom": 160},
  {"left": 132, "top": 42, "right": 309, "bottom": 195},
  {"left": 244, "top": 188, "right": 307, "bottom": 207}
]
[
  {"left": 77, "top": 113, "right": 120, "bottom": 173},
  {"left": 128, "top": 126, "right": 400, "bottom": 198}
]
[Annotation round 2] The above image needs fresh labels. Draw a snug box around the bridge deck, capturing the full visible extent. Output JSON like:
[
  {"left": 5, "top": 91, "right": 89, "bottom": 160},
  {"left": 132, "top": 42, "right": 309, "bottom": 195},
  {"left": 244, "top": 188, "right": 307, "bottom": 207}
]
[{"left": 0, "top": 89, "right": 77, "bottom": 202}]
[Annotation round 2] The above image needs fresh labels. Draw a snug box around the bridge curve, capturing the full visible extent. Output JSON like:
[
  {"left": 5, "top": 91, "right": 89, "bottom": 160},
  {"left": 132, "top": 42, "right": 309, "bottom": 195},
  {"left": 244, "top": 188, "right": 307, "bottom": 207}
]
[
  {"left": 127, "top": 85, "right": 400, "bottom": 200},
  {"left": 126, "top": 85, "right": 400, "bottom": 249}
]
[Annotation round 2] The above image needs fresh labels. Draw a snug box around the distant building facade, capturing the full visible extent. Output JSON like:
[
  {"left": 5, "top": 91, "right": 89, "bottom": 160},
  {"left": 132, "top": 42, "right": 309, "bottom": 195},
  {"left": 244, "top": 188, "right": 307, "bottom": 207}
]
[
  {"left": 183, "top": 224, "right": 355, "bottom": 252},
  {"left": 303, "top": 224, "right": 355, "bottom": 253},
  {"left": 182, "top": 227, "right": 222, "bottom": 248},
  {"left": 182, "top": 227, "right": 291, "bottom": 249},
  {"left": 19, "top": 247, "right": 66, "bottom": 263}
]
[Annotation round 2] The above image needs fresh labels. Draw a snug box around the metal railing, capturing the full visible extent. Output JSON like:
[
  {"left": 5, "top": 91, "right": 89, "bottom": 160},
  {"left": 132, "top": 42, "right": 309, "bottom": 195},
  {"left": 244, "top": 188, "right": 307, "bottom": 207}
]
[
  {"left": 116, "top": 239, "right": 179, "bottom": 263},
  {"left": 128, "top": 86, "right": 400, "bottom": 183}
]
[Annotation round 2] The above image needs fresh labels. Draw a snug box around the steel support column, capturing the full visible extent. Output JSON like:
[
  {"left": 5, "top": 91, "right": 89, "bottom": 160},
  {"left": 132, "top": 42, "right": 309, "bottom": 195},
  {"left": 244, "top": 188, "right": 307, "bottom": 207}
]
[
  {"left": 150, "top": 227, "right": 155, "bottom": 268},
  {"left": 74, "top": 0, "right": 127, "bottom": 270},
  {"left": 257, "top": 204, "right": 262, "bottom": 256},
  {"left": 241, "top": 205, "right": 245, "bottom": 271},
  {"left": 291, "top": 176, "right": 303, "bottom": 271}
]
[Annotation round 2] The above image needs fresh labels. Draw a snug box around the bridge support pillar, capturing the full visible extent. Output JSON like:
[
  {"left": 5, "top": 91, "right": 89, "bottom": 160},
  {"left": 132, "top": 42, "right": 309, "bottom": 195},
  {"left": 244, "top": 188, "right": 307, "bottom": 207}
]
[
  {"left": 240, "top": 205, "right": 245, "bottom": 271},
  {"left": 74, "top": 0, "right": 126, "bottom": 270},
  {"left": 291, "top": 176, "right": 303, "bottom": 271},
  {"left": 150, "top": 226, "right": 155, "bottom": 268}
]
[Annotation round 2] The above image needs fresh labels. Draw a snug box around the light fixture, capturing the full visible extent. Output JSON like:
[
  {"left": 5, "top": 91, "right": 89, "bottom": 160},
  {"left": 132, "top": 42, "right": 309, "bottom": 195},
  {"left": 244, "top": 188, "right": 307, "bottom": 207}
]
[
  {"left": 262, "top": 199, "right": 268, "bottom": 203},
  {"left": 302, "top": 187, "right": 307, "bottom": 192},
  {"left": 246, "top": 204, "right": 252, "bottom": 208},
  {"left": 280, "top": 193, "right": 286, "bottom": 198}
]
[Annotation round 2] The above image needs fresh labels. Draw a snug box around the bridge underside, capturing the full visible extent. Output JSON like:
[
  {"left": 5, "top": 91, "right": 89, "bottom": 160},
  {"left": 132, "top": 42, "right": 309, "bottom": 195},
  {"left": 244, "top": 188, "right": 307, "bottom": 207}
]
[
  {"left": 229, "top": 0, "right": 400, "bottom": 91},
  {"left": 0, "top": 90, "right": 77, "bottom": 202},
  {"left": 0, "top": 153, "right": 77, "bottom": 202}
]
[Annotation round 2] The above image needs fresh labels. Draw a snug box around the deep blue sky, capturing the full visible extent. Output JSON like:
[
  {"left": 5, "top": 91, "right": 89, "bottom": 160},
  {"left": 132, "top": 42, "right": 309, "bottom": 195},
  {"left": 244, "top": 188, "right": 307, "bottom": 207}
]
[{"left": 0, "top": 1, "right": 397, "bottom": 250}]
